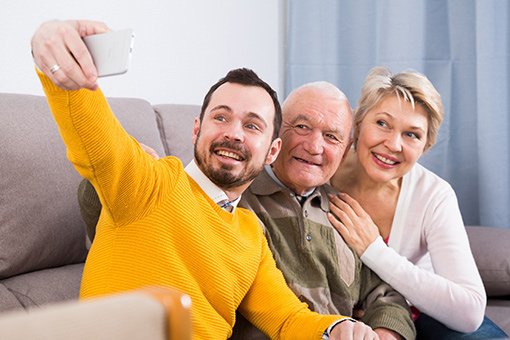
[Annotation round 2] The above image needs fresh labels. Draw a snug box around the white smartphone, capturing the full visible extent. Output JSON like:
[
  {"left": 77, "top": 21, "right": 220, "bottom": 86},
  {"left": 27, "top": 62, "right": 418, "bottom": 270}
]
[{"left": 83, "top": 29, "right": 134, "bottom": 77}]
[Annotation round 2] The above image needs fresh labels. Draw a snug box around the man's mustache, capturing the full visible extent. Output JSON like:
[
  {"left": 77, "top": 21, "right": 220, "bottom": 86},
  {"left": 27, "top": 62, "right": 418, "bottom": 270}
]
[{"left": 209, "top": 140, "right": 252, "bottom": 161}]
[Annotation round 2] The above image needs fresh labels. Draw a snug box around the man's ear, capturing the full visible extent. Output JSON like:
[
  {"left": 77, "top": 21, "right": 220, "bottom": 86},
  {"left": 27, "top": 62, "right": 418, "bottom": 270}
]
[
  {"left": 265, "top": 138, "right": 282, "bottom": 165},
  {"left": 192, "top": 117, "right": 201, "bottom": 145}
]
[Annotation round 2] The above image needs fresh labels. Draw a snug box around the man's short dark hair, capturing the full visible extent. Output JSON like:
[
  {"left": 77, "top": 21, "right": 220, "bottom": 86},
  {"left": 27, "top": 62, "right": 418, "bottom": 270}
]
[{"left": 200, "top": 68, "right": 282, "bottom": 141}]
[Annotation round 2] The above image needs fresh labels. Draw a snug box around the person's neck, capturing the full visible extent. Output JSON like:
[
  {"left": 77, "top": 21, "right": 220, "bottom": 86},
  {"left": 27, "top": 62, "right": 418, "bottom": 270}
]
[
  {"left": 292, "top": 187, "right": 315, "bottom": 196},
  {"left": 221, "top": 186, "right": 245, "bottom": 202},
  {"left": 270, "top": 165, "right": 315, "bottom": 196}
]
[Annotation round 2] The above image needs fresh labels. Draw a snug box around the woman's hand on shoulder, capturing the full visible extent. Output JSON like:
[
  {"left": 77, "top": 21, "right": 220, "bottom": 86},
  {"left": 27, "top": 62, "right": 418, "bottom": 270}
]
[
  {"left": 31, "top": 20, "right": 110, "bottom": 91},
  {"left": 327, "top": 193, "right": 380, "bottom": 257}
]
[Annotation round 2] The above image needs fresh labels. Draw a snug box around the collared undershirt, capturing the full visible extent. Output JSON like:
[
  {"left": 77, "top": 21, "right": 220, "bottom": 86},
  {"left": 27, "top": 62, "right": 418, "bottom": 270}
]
[{"left": 184, "top": 159, "right": 241, "bottom": 212}]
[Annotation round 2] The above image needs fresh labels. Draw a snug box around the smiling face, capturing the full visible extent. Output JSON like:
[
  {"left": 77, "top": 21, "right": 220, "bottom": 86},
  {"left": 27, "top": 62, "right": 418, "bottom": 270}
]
[
  {"left": 272, "top": 88, "right": 352, "bottom": 195},
  {"left": 355, "top": 95, "right": 428, "bottom": 184},
  {"left": 192, "top": 82, "right": 281, "bottom": 194}
]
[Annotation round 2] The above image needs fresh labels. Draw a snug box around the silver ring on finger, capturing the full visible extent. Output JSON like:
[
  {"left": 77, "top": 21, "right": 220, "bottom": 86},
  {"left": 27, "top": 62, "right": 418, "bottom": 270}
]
[{"left": 49, "top": 64, "right": 61, "bottom": 74}]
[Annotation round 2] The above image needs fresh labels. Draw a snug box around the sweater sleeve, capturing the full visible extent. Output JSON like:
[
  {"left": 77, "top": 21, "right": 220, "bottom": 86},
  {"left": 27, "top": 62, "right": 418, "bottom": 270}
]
[
  {"left": 38, "top": 70, "right": 167, "bottom": 226},
  {"left": 358, "top": 266, "right": 416, "bottom": 340},
  {"left": 238, "top": 236, "right": 348, "bottom": 340},
  {"left": 361, "top": 188, "right": 486, "bottom": 333}
]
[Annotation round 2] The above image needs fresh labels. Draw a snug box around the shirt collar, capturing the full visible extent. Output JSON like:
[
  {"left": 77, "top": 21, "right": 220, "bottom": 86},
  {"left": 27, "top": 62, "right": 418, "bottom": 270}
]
[{"left": 184, "top": 159, "right": 240, "bottom": 212}]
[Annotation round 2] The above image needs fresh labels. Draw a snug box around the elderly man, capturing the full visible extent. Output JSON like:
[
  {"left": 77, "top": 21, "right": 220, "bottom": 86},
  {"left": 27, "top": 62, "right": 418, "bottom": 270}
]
[
  {"left": 232, "top": 82, "right": 415, "bottom": 340},
  {"left": 32, "top": 19, "right": 379, "bottom": 340}
]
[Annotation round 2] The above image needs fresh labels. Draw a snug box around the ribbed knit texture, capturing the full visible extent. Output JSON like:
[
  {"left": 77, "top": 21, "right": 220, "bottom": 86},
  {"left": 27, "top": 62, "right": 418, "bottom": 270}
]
[{"left": 37, "top": 70, "right": 345, "bottom": 340}]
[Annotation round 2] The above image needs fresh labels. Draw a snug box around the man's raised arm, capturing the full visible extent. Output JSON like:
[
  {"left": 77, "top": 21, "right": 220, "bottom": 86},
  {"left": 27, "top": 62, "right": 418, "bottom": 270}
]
[{"left": 31, "top": 20, "right": 161, "bottom": 227}]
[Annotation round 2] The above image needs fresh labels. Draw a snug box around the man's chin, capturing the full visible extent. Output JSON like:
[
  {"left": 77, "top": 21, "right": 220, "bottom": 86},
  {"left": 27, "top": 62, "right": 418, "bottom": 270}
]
[
  {"left": 212, "top": 164, "right": 242, "bottom": 177},
  {"left": 209, "top": 169, "right": 252, "bottom": 190},
  {"left": 292, "top": 169, "right": 323, "bottom": 182},
  {"left": 211, "top": 159, "right": 244, "bottom": 171},
  {"left": 292, "top": 176, "right": 324, "bottom": 192}
]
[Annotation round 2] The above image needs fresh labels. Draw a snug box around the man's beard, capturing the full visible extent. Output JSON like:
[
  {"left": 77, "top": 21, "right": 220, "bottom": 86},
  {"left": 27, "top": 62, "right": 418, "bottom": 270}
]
[{"left": 194, "top": 134, "right": 266, "bottom": 190}]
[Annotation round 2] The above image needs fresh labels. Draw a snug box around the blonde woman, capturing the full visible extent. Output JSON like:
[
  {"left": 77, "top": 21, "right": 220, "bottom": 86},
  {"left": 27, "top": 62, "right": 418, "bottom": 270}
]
[{"left": 328, "top": 67, "right": 508, "bottom": 339}]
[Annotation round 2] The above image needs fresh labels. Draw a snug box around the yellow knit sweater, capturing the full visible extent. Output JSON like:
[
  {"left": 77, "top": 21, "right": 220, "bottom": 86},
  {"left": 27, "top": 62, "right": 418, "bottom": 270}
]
[{"left": 38, "top": 71, "right": 345, "bottom": 340}]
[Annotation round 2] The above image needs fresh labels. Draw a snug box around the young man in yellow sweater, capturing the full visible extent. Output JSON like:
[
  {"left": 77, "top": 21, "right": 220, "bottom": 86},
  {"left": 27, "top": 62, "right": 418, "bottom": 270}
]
[{"left": 31, "top": 20, "right": 379, "bottom": 340}]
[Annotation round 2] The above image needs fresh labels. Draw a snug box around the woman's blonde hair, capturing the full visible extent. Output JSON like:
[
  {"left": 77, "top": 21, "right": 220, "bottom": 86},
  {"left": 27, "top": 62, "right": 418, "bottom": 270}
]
[{"left": 354, "top": 66, "right": 444, "bottom": 152}]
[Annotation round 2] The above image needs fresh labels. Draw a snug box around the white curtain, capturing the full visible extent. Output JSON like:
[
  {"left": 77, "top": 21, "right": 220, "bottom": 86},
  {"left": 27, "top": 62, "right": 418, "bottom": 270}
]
[{"left": 286, "top": 0, "right": 510, "bottom": 229}]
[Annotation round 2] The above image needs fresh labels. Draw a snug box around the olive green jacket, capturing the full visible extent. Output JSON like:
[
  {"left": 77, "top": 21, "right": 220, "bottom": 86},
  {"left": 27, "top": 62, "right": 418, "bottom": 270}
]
[{"left": 231, "top": 169, "right": 416, "bottom": 340}]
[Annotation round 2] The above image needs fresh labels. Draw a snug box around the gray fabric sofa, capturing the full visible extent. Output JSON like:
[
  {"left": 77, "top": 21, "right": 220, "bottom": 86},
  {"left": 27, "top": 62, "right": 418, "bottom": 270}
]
[{"left": 0, "top": 92, "right": 509, "bottom": 335}]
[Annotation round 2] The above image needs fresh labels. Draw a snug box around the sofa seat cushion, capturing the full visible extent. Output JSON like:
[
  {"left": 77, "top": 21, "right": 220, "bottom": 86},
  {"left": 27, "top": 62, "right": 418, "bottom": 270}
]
[
  {"left": 0, "top": 263, "right": 84, "bottom": 312},
  {"left": 485, "top": 298, "right": 510, "bottom": 337},
  {"left": 0, "top": 283, "right": 24, "bottom": 312}
]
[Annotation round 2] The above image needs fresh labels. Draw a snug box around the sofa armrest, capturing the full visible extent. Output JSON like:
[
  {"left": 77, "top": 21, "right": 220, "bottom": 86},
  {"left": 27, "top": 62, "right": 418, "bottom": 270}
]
[
  {"left": 0, "top": 286, "right": 192, "bottom": 340},
  {"left": 140, "top": 286, "right": 193, "bottom": 340},
  {"left": 466, "top": 226, "right": 510, "bottom": 297}
]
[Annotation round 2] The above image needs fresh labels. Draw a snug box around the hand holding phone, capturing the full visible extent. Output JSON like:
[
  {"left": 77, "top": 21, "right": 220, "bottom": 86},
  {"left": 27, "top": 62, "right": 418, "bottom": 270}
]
[{"left": 83, "top": 29, "right": 134, "bottom": 77}]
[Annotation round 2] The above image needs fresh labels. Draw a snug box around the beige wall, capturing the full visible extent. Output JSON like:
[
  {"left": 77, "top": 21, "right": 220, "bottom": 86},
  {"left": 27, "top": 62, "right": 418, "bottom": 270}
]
[{"left": 1, "top": 0, "right": 286, "bottom": 105}]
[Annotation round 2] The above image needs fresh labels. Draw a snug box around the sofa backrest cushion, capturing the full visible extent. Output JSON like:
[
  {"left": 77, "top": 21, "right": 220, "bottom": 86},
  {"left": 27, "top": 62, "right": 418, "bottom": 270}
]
[
  {"left": 0, "top": 93, "right": 87, "bottom": 278},
  {"left": 108, "top": 98, "right": 166, "bottom": 158},
  {"left": 153, "top": 104, "right": 200, "bottom": 163},
  {"left": 0, "top": 93, "right": 165, "bottom": 279},
  {"left": 466, "top": 225, "right": 510, "bottom": 297}
]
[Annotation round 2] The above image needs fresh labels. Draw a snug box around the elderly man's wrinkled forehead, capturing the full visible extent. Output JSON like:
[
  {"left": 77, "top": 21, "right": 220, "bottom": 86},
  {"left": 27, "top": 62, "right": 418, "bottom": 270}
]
[{"left": 282, "top": 84, "right": 353, "bottom": 125}]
